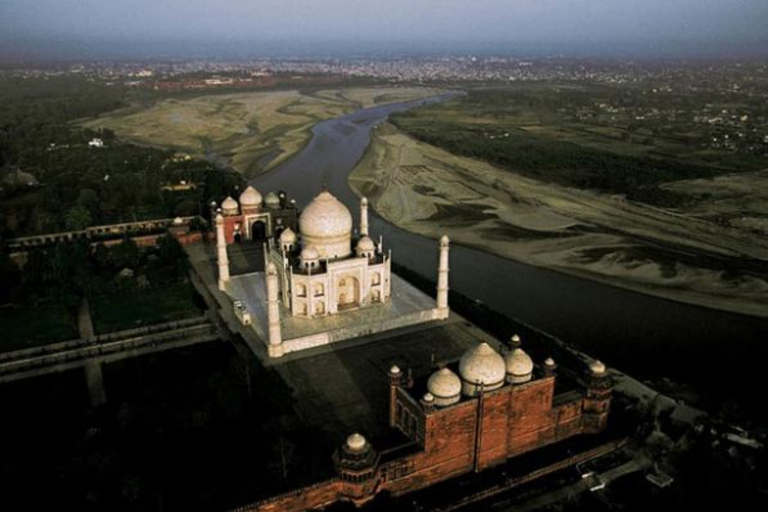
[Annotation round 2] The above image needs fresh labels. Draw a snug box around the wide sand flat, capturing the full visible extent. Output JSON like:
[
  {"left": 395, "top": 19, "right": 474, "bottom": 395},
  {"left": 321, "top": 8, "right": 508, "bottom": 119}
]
[
  {"left": 83, "top": 87, "right": 441, "bottom": 177},
  {"left": 350, "top": 125, "right": 768, "bottom": 317}
]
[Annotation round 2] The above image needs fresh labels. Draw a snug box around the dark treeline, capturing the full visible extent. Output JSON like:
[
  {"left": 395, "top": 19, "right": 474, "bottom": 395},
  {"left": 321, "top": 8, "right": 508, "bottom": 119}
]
[
  {"left": 0, "top": 76, "right": 244, "bottom": 238},
  {"left": 0, "top": 234, "right": 189, "bottom": 308},
  {"left": 391, "top": 87, "right": 766, "bottom": 206}
]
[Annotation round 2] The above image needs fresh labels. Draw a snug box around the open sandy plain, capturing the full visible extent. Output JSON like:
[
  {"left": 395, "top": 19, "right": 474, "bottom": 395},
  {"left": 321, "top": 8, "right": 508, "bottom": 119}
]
[
  {"left": 350, "top": 124, "right": 768, "bottom": 317},
  {"left": 82, "top": 87, "right": 441, "bottom": 177}
]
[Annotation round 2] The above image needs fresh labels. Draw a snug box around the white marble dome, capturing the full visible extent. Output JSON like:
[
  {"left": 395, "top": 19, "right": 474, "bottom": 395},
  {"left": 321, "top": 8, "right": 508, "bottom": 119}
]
[
  {"left": 279, "top": 227, "right": 297, "bottom": 244},
  {"left": 265, "top": 191, "right": 280, "bottom": 208},
  {"left": 589, "top": 360, "right": 607, "bottom": 375},
  {"left": 300, "top": 246, "right": 320, "bottom": 262},
  {"left": 221, "top": 196, "right": 239, "bottom": 215},
  {"left": 356, "top": 235, "right": 375, "bottom": 257},
  {"left": 459, "top": 342, "right": 506, "bottom": 396},
  {"left": 427, "top": 367, "right": 461, "bottom": 407},
  {"left": 346, "top": 433, "right": 367, "bottom": 452},
  {"left": 239, "top": 186, "right": 262, "bottom": 209},
  {"left": 505, "top": 348, "right": 533, "bottom": 384},
  {"left": 299, "top": 191, "right": 353, "bottom": 259}
]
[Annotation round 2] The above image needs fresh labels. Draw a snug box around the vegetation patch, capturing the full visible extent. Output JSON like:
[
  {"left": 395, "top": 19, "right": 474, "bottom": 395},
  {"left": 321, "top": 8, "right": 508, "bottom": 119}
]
[
  {"left": 91, "top": 282, "right": 201, "bottom": 334},
  {"left": 0, "top": 302, "right": 79, "bottom": 352}
]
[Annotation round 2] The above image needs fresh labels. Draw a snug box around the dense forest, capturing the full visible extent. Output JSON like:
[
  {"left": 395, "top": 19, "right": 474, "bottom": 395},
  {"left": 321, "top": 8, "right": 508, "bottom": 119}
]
[
  {"left": 391, "top": 87, "right": 766, "bottom": 206},
  {"left": 0, "top": 76, "right": 244, "bottom": 238}
]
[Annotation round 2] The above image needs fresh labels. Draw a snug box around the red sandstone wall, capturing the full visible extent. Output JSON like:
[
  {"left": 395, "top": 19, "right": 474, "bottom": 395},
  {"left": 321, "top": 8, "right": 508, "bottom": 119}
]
[
  {"left": 244, "top": 479, "right": 342, "bottom": 512},
  {"left": 476, "top": 390, "right": 511, "bottom": 470},
  {"left": 223, "top": 215, "right": 241, "bottom": 244},
  {"left": 507, "top": 378, "right": 586, "bottom": 457}
]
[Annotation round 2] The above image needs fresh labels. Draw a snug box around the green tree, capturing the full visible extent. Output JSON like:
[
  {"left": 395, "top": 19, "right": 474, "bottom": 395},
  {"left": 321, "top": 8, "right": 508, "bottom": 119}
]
[{"left": 65, "top": 205, "right": 92, "bottom": 231}]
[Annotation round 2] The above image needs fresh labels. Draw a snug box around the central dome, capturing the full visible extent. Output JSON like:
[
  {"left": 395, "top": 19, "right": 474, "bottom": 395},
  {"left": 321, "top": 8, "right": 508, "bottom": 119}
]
[
  {"left": 299, "top": 190, "right": 353, "bottom": 259},
  {"left": 459, "top": 342, "right": 506, "bottom": 396}
]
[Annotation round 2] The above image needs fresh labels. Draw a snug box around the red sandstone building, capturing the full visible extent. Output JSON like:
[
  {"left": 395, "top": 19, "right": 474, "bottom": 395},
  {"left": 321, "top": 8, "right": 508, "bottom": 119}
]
[
  {"left": 243, "top": 336, "right": 612, "bottom": 511},
  {"left": 212, "top": 186, "right": 298, "bottom": 244}
]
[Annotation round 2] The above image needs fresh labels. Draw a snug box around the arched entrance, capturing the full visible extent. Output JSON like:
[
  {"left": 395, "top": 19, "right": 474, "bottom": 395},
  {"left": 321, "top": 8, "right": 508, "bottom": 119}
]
[
  {"left": 234, "top": 232, "right": 242, "bottom": 243},
  {"left": 337, "top": 276, "right": 360, "bottom": 310},
  {"left": 250, "top": 220, "right": 267, "bottom": 241}
]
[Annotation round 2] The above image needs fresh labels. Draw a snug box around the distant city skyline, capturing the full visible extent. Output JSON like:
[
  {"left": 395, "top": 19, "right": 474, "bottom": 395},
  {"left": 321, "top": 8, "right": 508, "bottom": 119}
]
[{"left": 2, "top": 0, "right": 768, "bottom": 60}]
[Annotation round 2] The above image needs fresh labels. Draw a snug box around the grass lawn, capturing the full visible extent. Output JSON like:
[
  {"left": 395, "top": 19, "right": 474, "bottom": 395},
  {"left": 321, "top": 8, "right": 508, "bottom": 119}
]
[
  {"left": 0, "top": 303, "right": 79, "bottom": 352},
  {"left": 91, "top": 282, "right": 202, "bottom": 334}
]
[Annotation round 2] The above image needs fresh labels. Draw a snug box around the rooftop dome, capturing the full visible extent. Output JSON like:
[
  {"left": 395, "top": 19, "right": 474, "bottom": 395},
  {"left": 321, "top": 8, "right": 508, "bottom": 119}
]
[
  {"left": 300, "top": 246, "right": 320, "bottom": 262},
  {"left": 279, "top": 227, "right": 297, "bottom": 244},
  {"left": 239, "top": 186, "right": 262, "bottom": 209},
  {"left": 221, "top": 196, "right": 239, "bottom": 215},
  {"left": 544, "top": 357, "right": 556, "bottom": 367},
  {"left": 505, "top": 348, "right": 533, "bottom": 384},
  {"left": 459, "top": 342, "right": 506, "bottom": 396},
  {"left": 589, "top": 360, "right": 607, "bottom": 375},
  {"left": 389, "top": 365, "right": 401, "bottom": 375},
  {"left": 356, "top": 236, "right": 375, "bottom": 256},
  {"left": 265, "top": 191, "right": 280, "bottom": 207},
  {"left": 427, "top": 367, "right": 461, "bottom": 406},
  {"left": 346, "top": 433, "right": 367, "bottom": 453},
  {"left": 299, "top": 190, "right": 353, "bottom": 259}
]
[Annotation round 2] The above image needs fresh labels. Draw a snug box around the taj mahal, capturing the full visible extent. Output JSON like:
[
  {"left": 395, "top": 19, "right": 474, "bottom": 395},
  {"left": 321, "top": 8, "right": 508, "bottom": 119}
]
[{"left": 212, "top": 186, "right": 450, "bottom": 358}]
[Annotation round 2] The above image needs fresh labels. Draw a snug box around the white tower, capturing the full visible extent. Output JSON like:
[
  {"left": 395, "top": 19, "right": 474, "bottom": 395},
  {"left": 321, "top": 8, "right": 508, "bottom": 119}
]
[
  {"left": 360, "top": 197, "right": 369, "bottom": 237},
  {"left": 436, "top": 235, "right": 450, "bottom": 319},
  {"left": 215, "top": 213, "right": 230, "bottom": 291},
  {"left": 266, "top": 262, "right": 284, "bottom": 358}
]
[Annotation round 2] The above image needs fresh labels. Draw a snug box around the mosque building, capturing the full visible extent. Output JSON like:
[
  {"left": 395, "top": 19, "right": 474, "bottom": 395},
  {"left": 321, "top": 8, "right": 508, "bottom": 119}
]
[
  {"left": 211, "top": 185, "right": 298, "bottom": 245},
  {"left": 246, "top": 336, "right": 613, "bottom": 511}
]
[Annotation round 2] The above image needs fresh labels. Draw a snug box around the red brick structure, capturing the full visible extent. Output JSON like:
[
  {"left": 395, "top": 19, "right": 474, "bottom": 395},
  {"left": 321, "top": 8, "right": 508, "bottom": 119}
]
[
  {"left": 212, "top": 186, "right": 298, "bottom": 245},
  {"left": 240, "top": 338, "right": 612, "bottom": 511}
]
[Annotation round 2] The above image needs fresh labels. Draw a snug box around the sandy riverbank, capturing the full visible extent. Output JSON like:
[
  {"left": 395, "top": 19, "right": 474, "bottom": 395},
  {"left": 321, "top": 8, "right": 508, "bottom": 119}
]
[
  {"left": 82, "top": 87, "right": 442, "bottom": 177},
  {"left": 350, "top": 124, "right": 768, "bottom": 317}
]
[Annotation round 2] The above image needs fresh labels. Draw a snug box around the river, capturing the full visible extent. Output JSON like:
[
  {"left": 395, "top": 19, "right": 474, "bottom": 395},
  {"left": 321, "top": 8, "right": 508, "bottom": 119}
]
[{"left": 253, "top": 97, "right": 767, "bottom": 414}]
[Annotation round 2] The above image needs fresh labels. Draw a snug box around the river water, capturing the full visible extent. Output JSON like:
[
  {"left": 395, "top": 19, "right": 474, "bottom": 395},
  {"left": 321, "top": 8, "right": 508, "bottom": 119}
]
[{"left": 253, "top": 98, "right": 767, "bottom": 411}]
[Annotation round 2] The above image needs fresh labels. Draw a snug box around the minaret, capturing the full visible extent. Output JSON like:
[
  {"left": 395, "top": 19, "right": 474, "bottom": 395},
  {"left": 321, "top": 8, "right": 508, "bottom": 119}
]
[
  {"left": 266, "top": 262, "right": 284, "bottom": 358},
  {"left": 436, "top": 235, "right": 450, "bottom": 319},
  {"left": 215, "top": 213, "right": 230, "bottom": 291},
  {"left": 388, "top": 365, "right": 404, "bottom": 427},
  {"left": 360, "top": 197, "right": 369, "bottom": 237}
]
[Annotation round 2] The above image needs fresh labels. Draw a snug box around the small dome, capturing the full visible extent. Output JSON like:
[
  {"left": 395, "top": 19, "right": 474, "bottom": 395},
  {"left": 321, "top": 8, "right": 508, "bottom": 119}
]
[
  {"left": 505, "top": 348, "right": 533, "bottom": 384},
  {"left": 389, "top": 365, "right": 401, "bottom": 375},
  {"left": 356, "top": 236, "right": 375, "bottom": 252},
  {"left": 265, "top": 192, "right": 280, "bottom": 207},
  {"left": 459, "top": 343, "right": 506, "bottom": 396},
  {"left": 279, "top": 227, "right": 297, "bottom": 244},
  {"left": 427, "top": 368, "right": 461, "bottom": 406},
  {"left": 221, "top": 196, "right": 239, "bottom": 215},
  {"left": 544, "top": 357, "right": 556, "bottom": 367},
  {"left": 590, "top": 360, "right": 607, "bottom": 375},
  {"left": 440, "top": 235, "right": 450, "bottom": 246},
  {"left": 239, "top": 186, "right": 262, "bottom": 208},
  {"left": 361, "top": 196, "right": 368, "bottom": 206},
  {"left": 422, "top": 392, "right": 435, "bottom": 403},
  {"left": 346, "top": 433, "right": 367, "bottom": 453},
  {"left": 300, "top": 246, "right": 320, "bottom": 261}
]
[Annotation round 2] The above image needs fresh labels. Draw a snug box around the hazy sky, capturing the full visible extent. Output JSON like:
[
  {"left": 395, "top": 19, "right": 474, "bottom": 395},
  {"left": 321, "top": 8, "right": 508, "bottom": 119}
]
[{"left": 3, "top": 0, "right": 768, "bottom": 56}]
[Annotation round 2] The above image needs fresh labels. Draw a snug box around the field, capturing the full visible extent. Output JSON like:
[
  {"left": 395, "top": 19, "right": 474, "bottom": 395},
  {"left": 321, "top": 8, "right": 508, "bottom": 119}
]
[
  {"left": 350, "top": 123, "right": 768, "bottom": 317},
  {"left": 90, "top": 282, "right": 202, "bottom": 334},
  {"left": 83, "top": 87, "right": 441, "bottom": 178}
]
